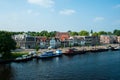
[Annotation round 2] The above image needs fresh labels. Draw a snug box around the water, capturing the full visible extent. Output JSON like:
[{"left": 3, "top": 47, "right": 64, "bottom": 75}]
[{"left": 0, "top": 51, "right": 120, "bottom": 80}]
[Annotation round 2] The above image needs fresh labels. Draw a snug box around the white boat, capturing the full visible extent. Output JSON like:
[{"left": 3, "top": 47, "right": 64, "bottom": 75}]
[
  {"left": 114, "top": 46, "right": 120, "bottom": 50},
  {"left": 14, "top": 55, "right": 32, "bottom": 62},
  {"left": 37, "top": 50, "right": 62, "bottom": 59},
  {"left": 29, "top": 51, "right": 37, "bottom": 58}
]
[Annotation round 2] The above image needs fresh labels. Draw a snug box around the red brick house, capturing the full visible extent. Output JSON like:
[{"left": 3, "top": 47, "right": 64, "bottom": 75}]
[
  {"left": 55, "top": 32, "right": 70, "bottom": 47},
  {"left": 55, "top": 32, "right": 70, "bottom": 41}
]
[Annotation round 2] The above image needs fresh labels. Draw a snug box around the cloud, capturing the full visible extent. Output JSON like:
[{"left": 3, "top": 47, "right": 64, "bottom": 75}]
[
  {"left": 27, "top": 0, "right": 54, "bottom": 8},
  {"left": 59, "top": 9, "right": 76, "bottom": 15},
  {"left": 93, "top": 17, "right": 105, "bottom": 22},
  {"left": 113, "top": 4, "right": 120, "bottom": 8}
]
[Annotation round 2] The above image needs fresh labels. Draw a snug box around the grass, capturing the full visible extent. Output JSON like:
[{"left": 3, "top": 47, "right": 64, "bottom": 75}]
[
  {"left": 1, "top": 52, "right": 28, "bottom": 60},
  {"left": 11, "top": 52, "right": 28, "bottom": 58}
]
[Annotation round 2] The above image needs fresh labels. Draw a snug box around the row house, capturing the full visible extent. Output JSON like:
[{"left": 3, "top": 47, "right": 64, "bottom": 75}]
[
  {"left": 49, "top": 38, "right": 61, "bottom": 48},
  {"left": 55, "top": 32, "right": 70, "bottom": 47},
  {"left": 13, "top": 33, "right": 36, "bottom": 49},
  {"left": 13, "top": 34, "right": 62, "bottom": 49},
  {"left": 117, "top": 36, "right": 120, "bottom": 43},
  {"left": 36, "top": 36, "right": 48, "bottom": 49},
  {"left": 85, "top": 36, "right": 99, "bottom": 46},
  {"left": 36, "top": 37, "right": 61, "bottom": 49},
  {"left": 69, "top": 36, "right": 99, "bottom": 46},
  {"left": 69, "top": 36, "right": 84, "bottom": 46},
  {"left": 100, "top": 35, "right": 117, "bottom": 44}
]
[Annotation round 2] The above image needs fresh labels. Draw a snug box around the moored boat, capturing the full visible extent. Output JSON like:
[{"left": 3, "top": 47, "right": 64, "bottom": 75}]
[
  {"left": 14, "top": 55, "right": 32, "bottom": 62},
  {"left": 37, "top": 50, "right": 62, "bottom": 59},
  {"left": 111, "top": 46, "right": 120, "bottom": 51},
  {"left": 64, "top": 48, "right": 78, "bottom": 55},
  {"left": 109, "top": 46, "right": 120, "bottom": 51}
]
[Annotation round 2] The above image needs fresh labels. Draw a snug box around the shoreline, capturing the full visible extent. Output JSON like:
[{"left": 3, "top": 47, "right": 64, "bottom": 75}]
[
  {"left": 0, "top": 44, "right": 120, "bottom": 64},
  {"left": 13, "top": 44, "right": 120, "bottom": 53}
]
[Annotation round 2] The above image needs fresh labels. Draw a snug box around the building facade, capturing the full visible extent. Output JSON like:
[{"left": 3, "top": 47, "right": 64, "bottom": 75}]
[
  {"left": 49, "top": 38, "right": 61, "bottom": 48},
  {"left": 13, "top": 33, "right": 36, "bottom": 49},
  {"left": 55, "top": 32, "right": 70, "bottom": 47},
  {"left": 100, "top": 35, "right": 117, "bottom": 44},
  {"left": 117, "top": 36, "right": 120, "bottom": 43}
]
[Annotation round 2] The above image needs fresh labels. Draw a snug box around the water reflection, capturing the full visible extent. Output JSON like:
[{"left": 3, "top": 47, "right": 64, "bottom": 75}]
[
  {"left": 0, "top": 64, "right": 14, "bottom": 80},
  {"left": 0, "top": 51, "right": 120, "bottom": 80}
]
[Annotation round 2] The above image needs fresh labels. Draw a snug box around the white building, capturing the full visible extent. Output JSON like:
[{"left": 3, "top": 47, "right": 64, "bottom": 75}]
[
  {"left": 13, "top": 33, "right": 36, "bottom": 49},
  {"left": 49, "top": 38, "right": 61, "bottom": 48},
  {"left": 69, "top": 36, "right": 99, "bottom": 46}
]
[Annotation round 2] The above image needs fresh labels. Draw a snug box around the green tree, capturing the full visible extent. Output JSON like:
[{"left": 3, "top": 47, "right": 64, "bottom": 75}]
[
  {"left": 79, "top": 30, "right": 89, "bottom": 36},
  {"left": 107, "top": 32, "right": 113, "bottom": 35},
  {"left": 35, "top": 44, "right": 39, "bottom": 54},
  {"left": 98, "top": 31, "right": 107, "bottom": 36},
  {"left": 49, "top": 31, "right": 56, "bottom": 37},
  {"left": 113, "top": 29, "right": 120, "bottom": 36},
  {"left": 70, "top": 31, "right": 78, "bottom": 36},
  {"left": 92, "top": 32, "right": 98, "bottom": 36},
  {"left": 0, "top": 31, "right": 16, "bottom": 57},
  {"left": 40, "top": 30, "right": 49, "bottom": 37}
]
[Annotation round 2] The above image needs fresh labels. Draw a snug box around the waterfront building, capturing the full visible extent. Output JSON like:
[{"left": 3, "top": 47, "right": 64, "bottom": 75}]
[
  {"left": 55, "top": 32, "right": 70, "bottom": 47},
  {"left": 69, "top": 36, "right": 85, "bottom": 46},
  {"left": 68, "top": 36, "right": 99, "bottom": 46},
  {"left": 36, "top": 37, "right": 48, "bottom": 49},
  {"left": 82, "top": 36, "right": 99, "bottom": 46},
  {"left": 100, "top": 35, "right": 117, "bottom": 44},
  {"left": 13, "top": 33, "right": 36, "bottom": 49},
  {"left": 117, "top": 36, "right": 120, "bottom": 43},
  {"left": 49, "top": 38, "right": 61, "bottom": 48}
]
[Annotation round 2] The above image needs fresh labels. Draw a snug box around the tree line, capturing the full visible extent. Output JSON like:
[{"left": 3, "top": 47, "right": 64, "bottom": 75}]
[
  {"left": 25, "top": 29, "right": 120, "bottom": 36},
  {"left": 0, "top": 29, "right": 120, "bottom": 37}
]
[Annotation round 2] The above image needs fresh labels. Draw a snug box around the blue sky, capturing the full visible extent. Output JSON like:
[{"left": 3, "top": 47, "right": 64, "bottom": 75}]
[{"left": 0, "top": 0, "right": 120, "bottom": 32}]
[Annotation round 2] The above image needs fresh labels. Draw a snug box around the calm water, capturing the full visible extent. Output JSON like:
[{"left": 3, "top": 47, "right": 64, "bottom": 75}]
[{"left": 0, "top": 51, "right": 120, "bottom": 80}]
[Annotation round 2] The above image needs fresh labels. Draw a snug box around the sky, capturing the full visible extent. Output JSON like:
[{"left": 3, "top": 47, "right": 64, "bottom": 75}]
[{"left": 0, "top": 0, "right": 120, "bottom": 32}]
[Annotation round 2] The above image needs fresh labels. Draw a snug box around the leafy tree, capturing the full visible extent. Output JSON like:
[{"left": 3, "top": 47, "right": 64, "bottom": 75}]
[
  {"left": 79, "top": 30, "right": 89, "bottom": 36},
  {"left": 0, "top": 31, "right": 16, "bottom": 57},
  {"left": 49, "top": 31, "right": 56, "bottom": 37},
  {"left": 70, "top": 31, "right": 78, "bottom": 36},
  {"left": 113, "top": 29, "right": 120, "bottom": 36},
  {"left": 107, "top": 32, "right": 113, "bottom": 35},
  {"left": 98, "top": 31, "right": 107, "bottom": 36},
  {"left": 40, "top": 30, "right": 49, "bottom": 37},
  {"left": 35, "top": 44, "right": 39, "bottom": 53},
  {"left": 92, "top": 32, "right": 98, "bottom": 36}
]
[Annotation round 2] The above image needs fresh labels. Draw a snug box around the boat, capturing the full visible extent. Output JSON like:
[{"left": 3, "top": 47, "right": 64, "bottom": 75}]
[
  {"left": 29, "top": 51, "right": 37, "bottom": 58},
  {"left": 111, "top": 46, "right": 120, "bottom": 51},
  {"left": 109, "top": 46, "right": 120, "bottom": 51},
  {"left": 37, "top": 50, "right": 62, "bottom": 59},
  {"left": 14, "top": 55, "right": 32, "bottom": 62},
  {"left": 64, "top": 48, "right": 78, "bottom": 55}
]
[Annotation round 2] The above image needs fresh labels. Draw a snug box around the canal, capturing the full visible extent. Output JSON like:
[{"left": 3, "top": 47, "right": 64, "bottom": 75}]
[{"left": 0, "top": 51, "right": 120, "bottom": 80}]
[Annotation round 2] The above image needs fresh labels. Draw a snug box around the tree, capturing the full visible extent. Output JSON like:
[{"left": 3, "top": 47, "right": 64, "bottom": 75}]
[
  {"left": 79, "top": 30, "right": 89, "bottom": 36},
  {"left": 40, "top": 30, "right": 49, "bottom": 37},
  {"left": 107, "top": 32, "right": 113, "bottom": 35},
  {"left": 113, "top": 29, "right": 120, "bottom": 36},
  {"left": 98, "top": 31, "right": 107, "bottom": 36},
  {"left": 70, "top": 31, "right": 78, "bottom": 36},
  {"left": 0, "top": 31, "right": 16, "bottom": 57},
  {"left": 49, "top": 31, "right": 56, "bottom": 37},
  {"left": 92, "top": 32, "right": 98, "bottom": 36}
]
